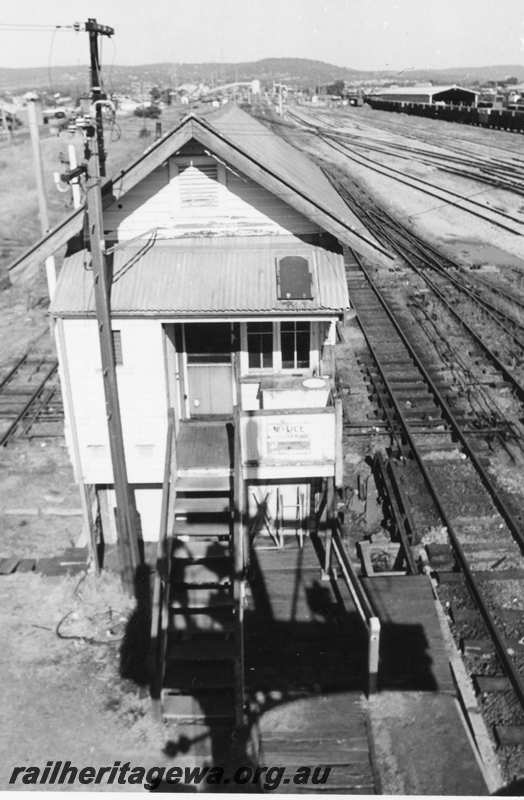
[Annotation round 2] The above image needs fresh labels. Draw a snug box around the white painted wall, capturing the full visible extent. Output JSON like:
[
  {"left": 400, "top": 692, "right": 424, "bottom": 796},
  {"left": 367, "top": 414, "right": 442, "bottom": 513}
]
[
  {"left": 61, "top": 318, "right": 168, "bottom": 484},
  {"left": 104, "top": 158, "right": 321, "bottom": 240},
  {"left": 100, "top": 486, "right": 162, "bottom": 542}
]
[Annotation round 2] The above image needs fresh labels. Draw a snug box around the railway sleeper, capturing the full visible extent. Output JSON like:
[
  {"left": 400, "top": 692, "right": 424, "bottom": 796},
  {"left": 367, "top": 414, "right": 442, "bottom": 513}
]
[
  {"left": 379, "top": 371, "right": 429, "bottom": 383},
  {"left": 461, "top": 637, "right": 496, "bottom": 658},
  {"left": 494, "top": 725, "right": 524, "bottom": 748}
]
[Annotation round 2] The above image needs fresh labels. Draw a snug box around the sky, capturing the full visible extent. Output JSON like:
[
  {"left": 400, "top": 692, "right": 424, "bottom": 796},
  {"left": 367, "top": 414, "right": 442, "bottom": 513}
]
[{"left": 1, "top": 0, "right": 524, "bottom": 71}]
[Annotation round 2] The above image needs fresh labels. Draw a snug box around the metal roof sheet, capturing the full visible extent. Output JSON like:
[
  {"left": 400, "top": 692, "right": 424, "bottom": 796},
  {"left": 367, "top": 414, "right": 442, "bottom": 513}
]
[
  {"left": 50, "top": 236, "right": 349, "bottom": 317},
  {"left": 200, "top": 105, "right": 361, "bottom": 228}
]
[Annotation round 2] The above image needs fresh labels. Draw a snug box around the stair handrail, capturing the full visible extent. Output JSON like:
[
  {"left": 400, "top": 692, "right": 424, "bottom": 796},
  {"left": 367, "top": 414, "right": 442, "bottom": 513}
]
[
  {"left": 330, "top": 519, "right": 381, "bottom": 695},
  {"left": 150, "top": 407, "right": 176, "bottom": 716},
  {"left": 233, "top": 403, "right": 246, "bottom": 727}
]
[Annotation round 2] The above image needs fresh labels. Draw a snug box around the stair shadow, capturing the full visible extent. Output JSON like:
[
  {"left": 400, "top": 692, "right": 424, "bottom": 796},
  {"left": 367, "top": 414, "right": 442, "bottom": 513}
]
[{"left": 159, "top": 537, "right": 261, "bottom": 790}]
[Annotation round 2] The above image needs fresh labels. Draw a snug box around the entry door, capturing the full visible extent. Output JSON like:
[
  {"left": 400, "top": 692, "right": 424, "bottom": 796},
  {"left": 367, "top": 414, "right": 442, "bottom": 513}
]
[{"left": 185, "top": 323, "right": 233, "bottom": 416}]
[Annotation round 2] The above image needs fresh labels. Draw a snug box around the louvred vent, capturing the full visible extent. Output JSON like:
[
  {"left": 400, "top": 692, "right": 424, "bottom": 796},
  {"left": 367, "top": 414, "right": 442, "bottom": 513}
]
[{"left": 178, "top": 163, "right": 219, "bottom": 207}]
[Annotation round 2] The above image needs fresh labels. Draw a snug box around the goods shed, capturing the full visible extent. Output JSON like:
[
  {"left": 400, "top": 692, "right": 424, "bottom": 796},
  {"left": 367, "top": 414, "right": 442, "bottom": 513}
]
[{"left": 368, "top": 85, "right": 479, "bottom": 107}]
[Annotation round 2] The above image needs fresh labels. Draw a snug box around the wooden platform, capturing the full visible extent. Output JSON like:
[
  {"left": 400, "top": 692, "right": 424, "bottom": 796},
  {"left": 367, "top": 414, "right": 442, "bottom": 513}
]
[
  {"left": 258, "top": 694, "right": 376, "bottom": 794},
  {"left": 176, "top": 420, "right": 233, "bottom": 474},
  {"left": 245, "top": 539, "right": 377, "bottom": 794},
  {"left": 362, "top": 574, "right": 455, "bottom": 692},
  {"left": 363, "top": 575, "right": 488, "bottom": 795}
]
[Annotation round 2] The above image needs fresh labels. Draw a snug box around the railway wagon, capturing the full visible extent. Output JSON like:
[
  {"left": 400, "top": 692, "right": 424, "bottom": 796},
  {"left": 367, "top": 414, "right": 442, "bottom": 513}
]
[{"left": 365, "top": 98, "right": 524, "bottom": 133}]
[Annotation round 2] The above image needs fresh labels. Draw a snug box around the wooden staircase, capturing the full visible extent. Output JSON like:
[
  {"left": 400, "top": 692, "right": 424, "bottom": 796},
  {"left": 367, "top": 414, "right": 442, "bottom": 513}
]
[
  {"left": 162, "top": 476, "right": 237, "bottom": 724},
  {"left": 151, "top": 413, "right": 245, "bottom": 736}
]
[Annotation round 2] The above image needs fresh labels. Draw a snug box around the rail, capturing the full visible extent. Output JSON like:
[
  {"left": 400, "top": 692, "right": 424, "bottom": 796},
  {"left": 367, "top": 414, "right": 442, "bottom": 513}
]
[
  {"left": 150, "top": 408, "right": 176, "bottom": 719},
  {"left": 0, "top": 360, "right": 58, "bottom": 446},
  {"left": 349, "top": 260, "right": 524, "bottom": 712},
  {"left": 373, "top": 452, "right": 418, "bottom": 575},
  {"left": 329, "top": 518, "right": 381, "bottom": 695},
  {"left": 352, "top": 250, "right": 524, "bottom": 554}
]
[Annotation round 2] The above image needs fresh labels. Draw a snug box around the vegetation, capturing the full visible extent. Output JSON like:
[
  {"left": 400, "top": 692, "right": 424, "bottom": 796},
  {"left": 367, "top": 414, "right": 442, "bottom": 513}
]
[
  {"left": 2, "top": 59, "right": 524, "bottom": 95},
  {"left": 0, "top": 105, "right": 186, "bottom": 282}
]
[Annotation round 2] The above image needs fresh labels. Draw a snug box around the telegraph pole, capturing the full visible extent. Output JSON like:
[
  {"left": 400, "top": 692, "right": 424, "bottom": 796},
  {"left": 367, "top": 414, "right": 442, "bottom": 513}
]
[
  {"left": 85, "top": 17, "right": 112, "bottom": 177},
  {"left": 78, "top": 19, "right": 141, "bottom": 590}
]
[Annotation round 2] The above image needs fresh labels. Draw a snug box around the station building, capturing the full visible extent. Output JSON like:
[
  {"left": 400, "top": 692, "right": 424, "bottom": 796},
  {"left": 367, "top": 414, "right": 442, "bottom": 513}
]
[{"left": 20, "top": 105, "right": 389, "bottom": 550}]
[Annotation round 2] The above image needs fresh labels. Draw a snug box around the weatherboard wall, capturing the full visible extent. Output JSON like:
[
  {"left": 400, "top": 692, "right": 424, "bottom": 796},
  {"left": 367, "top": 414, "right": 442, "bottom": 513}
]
[
  {"left": 103, "top": 158, "right": 322, "bottom": 240},
  {"left": 60, "top": 318, "right": 168, "bottom": 487}
]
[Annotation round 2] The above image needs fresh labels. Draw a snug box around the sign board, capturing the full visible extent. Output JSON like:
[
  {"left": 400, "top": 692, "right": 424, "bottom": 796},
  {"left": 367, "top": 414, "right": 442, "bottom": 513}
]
[
  {"left": 266, "top": 420, "right": 312, "bottom": 455},
  {"left": 240, "top": 410, "right": 336, "bottom": 478}
]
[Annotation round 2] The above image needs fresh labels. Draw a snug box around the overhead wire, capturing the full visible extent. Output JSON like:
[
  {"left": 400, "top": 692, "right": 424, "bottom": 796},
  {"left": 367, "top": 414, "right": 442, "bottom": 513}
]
[
  {"left": 47, "top": 27, "right": 58, "bottom": 95},
  {"left": 0, "top": 23, "right": 78, "bottom": 31}
]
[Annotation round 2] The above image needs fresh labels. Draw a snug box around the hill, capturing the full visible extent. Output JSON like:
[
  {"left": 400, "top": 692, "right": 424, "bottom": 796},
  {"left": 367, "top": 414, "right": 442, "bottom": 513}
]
[{"left": 0, "top": 58, "right": 523, "bottom": 94}]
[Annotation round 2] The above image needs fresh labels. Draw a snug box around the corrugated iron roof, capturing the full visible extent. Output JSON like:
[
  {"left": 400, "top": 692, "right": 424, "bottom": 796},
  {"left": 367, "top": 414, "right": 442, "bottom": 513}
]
[
  {"left": 199, "top": 105, "right": 362, "bottom": 230},
  {"left": 50, "top": 236, "right": 349, "bottom": 317}
]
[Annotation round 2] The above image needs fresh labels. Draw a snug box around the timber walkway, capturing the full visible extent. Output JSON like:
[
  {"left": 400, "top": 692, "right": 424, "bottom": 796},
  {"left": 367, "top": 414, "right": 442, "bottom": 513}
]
[
  {"left": 148, "top": 416, "right": 489, "bottom": 793},
  {"left": 245, "top": 537, "right": 377, "bottom": 794}
]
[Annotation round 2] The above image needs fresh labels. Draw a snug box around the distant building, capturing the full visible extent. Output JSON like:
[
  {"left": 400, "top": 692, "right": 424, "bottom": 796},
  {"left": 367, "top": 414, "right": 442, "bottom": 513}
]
[{"left": 367, "top": 85, "right": 479, "bottom": 107}]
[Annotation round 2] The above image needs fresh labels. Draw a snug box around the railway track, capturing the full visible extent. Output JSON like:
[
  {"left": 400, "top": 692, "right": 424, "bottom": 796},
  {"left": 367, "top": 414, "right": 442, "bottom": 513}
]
[
  {"left": 333, "top": 110, "right": 524, "bottom": 165},
  {"left": 343, "top": 252, "right": 524, "bottom": 773},
  {"left": 0, "top": 353, "right": 63, "bottom": 445},
  {"left": 295, "top": 109, "right": 524, "bottom": 192},
  {"left": 286, "top": 108, "right": 524, "bottom": 235},
  {"left": 337, "top": 192, "right": 524, "bottom": 407}
]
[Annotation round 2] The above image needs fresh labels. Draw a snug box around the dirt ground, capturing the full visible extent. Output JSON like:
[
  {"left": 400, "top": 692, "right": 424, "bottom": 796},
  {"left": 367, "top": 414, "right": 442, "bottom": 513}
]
[
  {"left": 0, "top": 572, "right": 153, "bottom": 790},
  {"left": 281, "top": 104, "right": 524, "bottom": 268},
  {"left": 0, "top": 570, "right": 222, "bottom": 792}
]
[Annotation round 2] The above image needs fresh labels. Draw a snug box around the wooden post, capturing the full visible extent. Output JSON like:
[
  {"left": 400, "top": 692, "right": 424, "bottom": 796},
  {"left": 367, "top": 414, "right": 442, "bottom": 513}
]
[
  {"left": 27, "top": 97, "right": 56, "bottom": 299},
  {"left": 335, "top": 396, "right": 343, "bottom": 490},
  {"left": 368, "top": 616, "right": 381, "bottom": 695},
  {"left": 322, "top": 478, "right": 335, "bottom": 580},
  {"left": 84, "top": 122, "right": 141, "bottom": 592},
  {"left": 85, "top": 18, "right": 113, "bottom": 177},
  {"left": 233, "top": 404, "right": 245, "bottom": 728}
]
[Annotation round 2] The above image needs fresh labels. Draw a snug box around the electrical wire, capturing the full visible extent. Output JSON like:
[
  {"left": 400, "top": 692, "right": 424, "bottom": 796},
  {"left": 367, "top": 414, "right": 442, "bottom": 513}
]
[
  {"left": 0, "top": 23, "right": 77, "bottom": 31},
  {"left": 47, "top": 27, "right": 58, "bottom": 95},
  {"left": 106, "top": 36, "right": 117, "bottom": 95}
]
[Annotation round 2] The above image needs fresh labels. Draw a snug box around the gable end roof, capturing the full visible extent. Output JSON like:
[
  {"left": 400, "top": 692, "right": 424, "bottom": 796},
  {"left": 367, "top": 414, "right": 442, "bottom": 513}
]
[{"left": 8, "top": 105, "right": 391, "bottom": 282}]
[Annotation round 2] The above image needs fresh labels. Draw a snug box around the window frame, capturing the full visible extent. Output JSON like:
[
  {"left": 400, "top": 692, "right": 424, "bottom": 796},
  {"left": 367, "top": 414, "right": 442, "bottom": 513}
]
[
  {"left": 245, "top": 321, "right": 275, "bottom": 372},
  {"left": 241, "top": 321, "right": 315, "bottom": 375},
  {"left": 280, "top": 320, "right": 311, "bottom": 371}
]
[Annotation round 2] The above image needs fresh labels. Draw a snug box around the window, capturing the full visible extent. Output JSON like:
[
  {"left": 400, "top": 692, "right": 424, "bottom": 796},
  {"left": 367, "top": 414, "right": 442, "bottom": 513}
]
[
  {"left": 185, "top": 323, "right": 231, "bottom": 364},
  {"left": 281, "top": 321, "right": 310, "bottom": 369},
  {"left": 178, "top": 162, "right": 219, "bottom": 207},
  {"left": 247, "top": 323, "right": 273, "bottom": 369},
  {"left": 276, "top": 256, "right": 312, "bottom": 300},
  {"left": 112, "top": 330, "right": 123, "bottom": 365}
]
